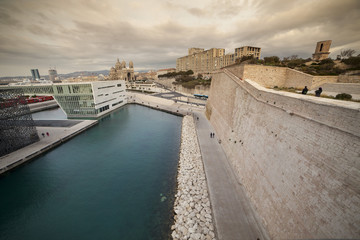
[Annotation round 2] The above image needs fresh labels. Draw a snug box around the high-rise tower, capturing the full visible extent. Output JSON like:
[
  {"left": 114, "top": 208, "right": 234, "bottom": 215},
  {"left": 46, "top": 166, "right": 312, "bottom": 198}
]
[
  {"left": 30, "top": 69, "right": 40, "bottom": 80},
  {"left": 48, "top": 68, "right": 58, "bottom": 82}
]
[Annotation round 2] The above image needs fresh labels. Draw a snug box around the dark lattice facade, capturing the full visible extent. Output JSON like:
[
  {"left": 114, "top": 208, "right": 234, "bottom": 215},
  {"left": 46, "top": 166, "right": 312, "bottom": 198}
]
[{"left": 0, "top": 88, "right": 39, "bottom": 157}]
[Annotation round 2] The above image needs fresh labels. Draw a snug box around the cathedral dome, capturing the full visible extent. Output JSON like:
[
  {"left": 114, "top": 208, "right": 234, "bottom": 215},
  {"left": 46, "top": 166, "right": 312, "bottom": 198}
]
[
  {"left": 129, "top": 61, "right": 134, "bottom": 68},
  {"left": 121, "top": 60, "right": 126, "bottom": 68}
]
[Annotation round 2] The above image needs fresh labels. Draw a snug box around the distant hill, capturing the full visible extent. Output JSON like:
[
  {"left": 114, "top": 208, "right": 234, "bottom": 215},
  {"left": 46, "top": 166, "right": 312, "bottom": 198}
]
[
  {"left": 59, "top": 70, "right": 110, "bottom": 79},
  {"left": 0, "top": 70, "right": 110, "bottom": 81}
]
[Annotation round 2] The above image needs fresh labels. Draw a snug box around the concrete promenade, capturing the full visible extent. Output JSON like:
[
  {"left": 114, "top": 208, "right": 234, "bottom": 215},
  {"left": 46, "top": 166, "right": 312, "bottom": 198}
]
[
  {"left": 193, "top": 111, "right": 269, "bottom": 240},
  {"left": 0, "top": 120, "right": 97, "bottom": 175}
]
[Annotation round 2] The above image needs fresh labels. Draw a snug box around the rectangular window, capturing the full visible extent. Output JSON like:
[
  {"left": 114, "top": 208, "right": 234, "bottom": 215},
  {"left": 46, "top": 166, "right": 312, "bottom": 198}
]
[
  {"left": 57, "top": 86, "right": 63, "bottom": 94},
  {"left": 72, "top": 86, "right": 80, "bottom": 93},
  {"left": 99, "top": 105, "right": 110, "bottom": 112},
  {"left": 112, "top": 100, "right": 123, "bottom": 107},
  {"left": 98, "top": 85, "right": 115, "bottom": 89}
]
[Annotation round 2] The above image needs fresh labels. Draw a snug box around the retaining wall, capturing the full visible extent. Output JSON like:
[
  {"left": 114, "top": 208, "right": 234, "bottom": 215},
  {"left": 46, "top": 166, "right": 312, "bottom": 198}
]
[
  {"left": 338, "top": 70, "right": 360, "bottom": 83},
  {"left": 206, "top": 70, "right": 360, "bottom": 239},
  {"left": 226, "top": 64, "right": 340, "bottom": 90},
  {"left": 156, "top": 78, "right": 211, "bottom": 96}
]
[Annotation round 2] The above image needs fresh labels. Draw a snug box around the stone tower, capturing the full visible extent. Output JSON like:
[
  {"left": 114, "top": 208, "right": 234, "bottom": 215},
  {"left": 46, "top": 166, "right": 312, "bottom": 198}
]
[{"left": 312, "top": 40, "right": 332, "bottom": 61}]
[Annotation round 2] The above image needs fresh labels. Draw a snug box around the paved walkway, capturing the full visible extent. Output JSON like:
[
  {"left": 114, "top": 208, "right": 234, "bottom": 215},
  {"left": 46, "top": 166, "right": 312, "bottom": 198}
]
[{"left": 193, "top": 111, "right": 270, "bottom": 240}]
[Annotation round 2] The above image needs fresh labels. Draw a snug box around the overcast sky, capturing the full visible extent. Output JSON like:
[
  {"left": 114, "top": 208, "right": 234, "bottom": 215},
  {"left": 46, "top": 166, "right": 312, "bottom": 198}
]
[{"left": 0, "top": 0, "right": 359, "bottom": 77}]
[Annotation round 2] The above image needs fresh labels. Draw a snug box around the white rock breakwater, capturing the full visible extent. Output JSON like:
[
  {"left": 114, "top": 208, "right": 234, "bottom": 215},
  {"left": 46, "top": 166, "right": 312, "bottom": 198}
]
[{"left": 171, "top": 116, "right": 216, "bottom": 240}]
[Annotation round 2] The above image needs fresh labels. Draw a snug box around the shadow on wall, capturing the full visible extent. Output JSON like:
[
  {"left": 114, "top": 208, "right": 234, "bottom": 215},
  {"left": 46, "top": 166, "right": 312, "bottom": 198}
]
[{"left": 206, "top": 69, "right": 360, "bottom": 239}]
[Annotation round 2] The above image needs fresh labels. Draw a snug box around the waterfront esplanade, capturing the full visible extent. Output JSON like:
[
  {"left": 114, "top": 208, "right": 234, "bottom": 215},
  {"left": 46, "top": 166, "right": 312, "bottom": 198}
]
[{"left": 0, "top": 80, "right": 126, "bottom": 119}]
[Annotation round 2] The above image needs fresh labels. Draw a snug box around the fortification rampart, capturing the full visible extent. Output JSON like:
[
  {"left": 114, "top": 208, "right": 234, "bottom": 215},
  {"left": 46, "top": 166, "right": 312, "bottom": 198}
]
[
  {"left": 206, "top": 69, "right": 360, "bottom": 239},
  {"left": 226, "top": 64, "right": 340, "bottom": 90}
]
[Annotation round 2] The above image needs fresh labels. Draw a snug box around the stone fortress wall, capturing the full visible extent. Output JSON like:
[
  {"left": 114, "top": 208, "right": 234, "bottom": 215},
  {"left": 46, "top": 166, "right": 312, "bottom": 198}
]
[
  {"left": 226, "top": 64, "right": 340, "bottom": 90},
  {"left": 205, "top": 67, "right": 360, "bottom": 239}
]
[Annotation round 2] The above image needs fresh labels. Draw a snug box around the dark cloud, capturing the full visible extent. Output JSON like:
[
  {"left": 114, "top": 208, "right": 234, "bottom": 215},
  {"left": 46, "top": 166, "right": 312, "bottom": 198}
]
[{"left": 0, "top": 0, "right": 359, "bottom": 76}]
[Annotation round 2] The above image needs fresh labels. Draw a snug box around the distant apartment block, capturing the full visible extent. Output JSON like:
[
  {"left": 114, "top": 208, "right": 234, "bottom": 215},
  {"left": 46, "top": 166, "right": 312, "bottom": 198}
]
[
  {"left": 235, "top": 46, "right": 261, "bottom": 59},
  {"left": 176, "top": 46, "right": 261, "bottom": 73},
  {"left": 188, "top": 48, "right": 205, "bottom": 55},
  {"left": 48, "top": 68, "right": 58, "bottom": 82},
  {"left": 176, "top": 48, "right": 225, "bottom": 73}
]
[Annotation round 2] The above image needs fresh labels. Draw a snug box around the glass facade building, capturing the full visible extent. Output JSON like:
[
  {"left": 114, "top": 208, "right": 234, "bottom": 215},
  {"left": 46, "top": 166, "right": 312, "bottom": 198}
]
[{"left": 31, "top": 69, "right": 41, "bottom": 80}]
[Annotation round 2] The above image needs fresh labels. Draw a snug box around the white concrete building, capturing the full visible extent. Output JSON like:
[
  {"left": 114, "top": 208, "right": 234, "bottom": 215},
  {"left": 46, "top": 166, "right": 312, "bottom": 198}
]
[{"left": 0, "top": 80, "right": 127, "bottom": 119}]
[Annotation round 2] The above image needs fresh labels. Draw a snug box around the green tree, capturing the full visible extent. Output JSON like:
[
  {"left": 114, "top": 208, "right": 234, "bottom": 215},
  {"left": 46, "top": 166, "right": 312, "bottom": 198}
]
[
  {"left": 185, "top": 70, "right": 194, "bottom": 75},
  {"left": 264, "top": 56, "right": 280, "bottom": 65}
]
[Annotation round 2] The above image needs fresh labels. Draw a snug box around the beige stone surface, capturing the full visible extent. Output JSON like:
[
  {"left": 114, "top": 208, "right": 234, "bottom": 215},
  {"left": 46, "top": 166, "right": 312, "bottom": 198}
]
[
  {"left": 338, "top": 70, "right": 360, "bottom": 83},
  {"left": 312, "top": 40, "right": 332, "bottom": 61},
  {"left": 206, "top": 69, "right": 360, "bottom": 239},
  {"left": 226, "top": 64, "right": 342, "bottom": 90}
]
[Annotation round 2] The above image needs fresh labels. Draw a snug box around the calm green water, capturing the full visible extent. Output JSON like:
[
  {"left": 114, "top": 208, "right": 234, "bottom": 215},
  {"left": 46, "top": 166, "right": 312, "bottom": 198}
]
[{"left": 0, "top": 105, "right": 182, "bottom": 240}]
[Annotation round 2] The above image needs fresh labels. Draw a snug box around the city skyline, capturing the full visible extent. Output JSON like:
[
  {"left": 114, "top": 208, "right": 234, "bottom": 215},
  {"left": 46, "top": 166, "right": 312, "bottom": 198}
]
[{"left": 0, "top": 0, "right": 359, "bottom": 77}]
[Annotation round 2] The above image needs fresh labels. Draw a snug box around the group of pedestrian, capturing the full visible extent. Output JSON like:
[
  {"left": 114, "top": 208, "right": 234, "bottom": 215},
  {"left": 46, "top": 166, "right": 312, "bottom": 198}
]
[
  {"left": 301, "top": 86, "right": 322, "bottom": 97},
  {"left": 41, "top": 132, "right": 50, "bottom": 138},
  {"left": 210, "top": 132, "right": 215, "bottom": 138}
]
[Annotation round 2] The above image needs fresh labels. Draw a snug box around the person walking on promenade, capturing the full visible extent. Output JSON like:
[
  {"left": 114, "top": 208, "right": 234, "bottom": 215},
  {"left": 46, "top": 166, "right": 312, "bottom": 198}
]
[
  {"left": 302, "top": 86, "right": 308, "bottom": 95},
  {"left": 315, "top": 87, "right": 322, "bottom": 97},
  {"left": 42, "top": 133, "right": 45, "bottom": 137},
  {"left": 46, "top": 132, "right": 49, "bottom": 136},
  {"left": 210, "top": 132, "right": 212, "bottom": 138}
]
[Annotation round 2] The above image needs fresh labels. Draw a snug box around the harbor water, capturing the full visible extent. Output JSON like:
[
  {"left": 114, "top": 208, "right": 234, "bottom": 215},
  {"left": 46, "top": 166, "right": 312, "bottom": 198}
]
[{"left": 0, "top": 104, "right": 182, "bottom": 240}]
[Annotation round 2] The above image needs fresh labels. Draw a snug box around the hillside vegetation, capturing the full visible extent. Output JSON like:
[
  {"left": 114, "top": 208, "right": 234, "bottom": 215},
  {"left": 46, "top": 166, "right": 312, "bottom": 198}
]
[
  {"left": 158, "top": 70, "right": 212, "bottom": 89},
  {"left": 237, "top": 53, "right": 360, "bottom": 76}
]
